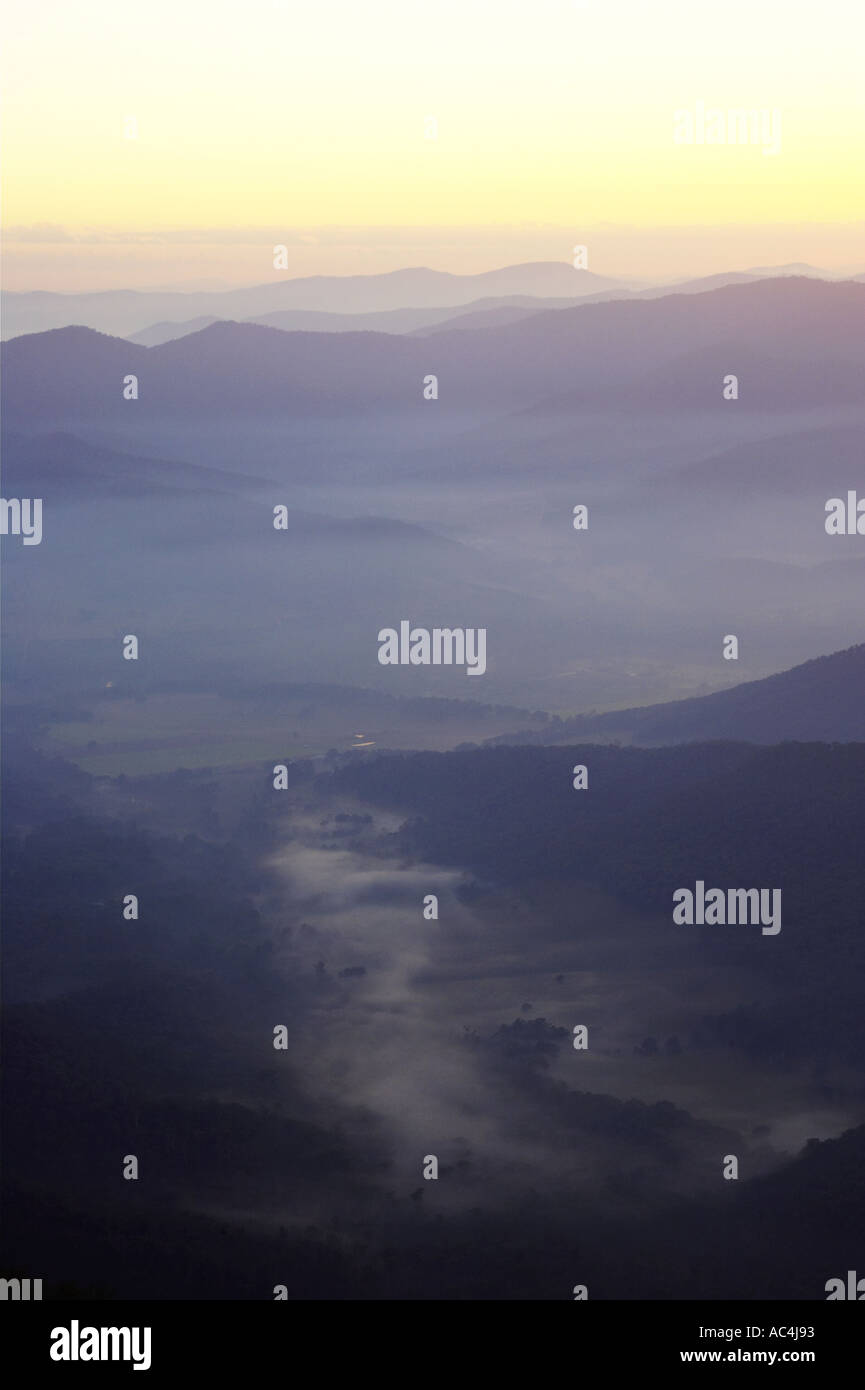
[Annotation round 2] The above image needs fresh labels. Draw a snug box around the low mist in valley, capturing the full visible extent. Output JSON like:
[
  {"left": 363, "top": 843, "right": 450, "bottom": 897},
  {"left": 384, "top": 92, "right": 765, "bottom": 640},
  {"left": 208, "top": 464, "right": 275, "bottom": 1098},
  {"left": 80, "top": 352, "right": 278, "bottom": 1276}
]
[{"left": 3, "top": 271, "right": 864, "bottom": 1299}]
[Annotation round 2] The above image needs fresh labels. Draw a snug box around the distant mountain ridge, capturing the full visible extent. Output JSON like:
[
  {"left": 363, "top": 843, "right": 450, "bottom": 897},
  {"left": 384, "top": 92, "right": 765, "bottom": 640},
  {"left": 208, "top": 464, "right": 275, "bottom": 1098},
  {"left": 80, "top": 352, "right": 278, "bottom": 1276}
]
[
  {"left": 4, "top": 277, "right": 864, "bottom": 423},
  {"left": 1, "top": 262, "right": 620, "bottom": 339},
  {"left": 128, "top": 294, "right": 590, "bottom": 346},
  {"left": 490, "top": 643, "right": 865, "bottom": 746},
  {"left": 4, "top": 259, "right": 860, "bottom": 342}
]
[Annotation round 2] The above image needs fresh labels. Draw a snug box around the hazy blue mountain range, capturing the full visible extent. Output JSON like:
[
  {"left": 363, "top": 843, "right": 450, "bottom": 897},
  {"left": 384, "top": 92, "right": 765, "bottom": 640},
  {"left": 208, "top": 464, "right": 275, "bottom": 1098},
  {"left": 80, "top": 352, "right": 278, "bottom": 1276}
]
[
  {"left": 1, "top": 261, "right": 620, "bottom": 339},
  {"left": 4, "top": 259, "right": 859, "bottom": 343},
  {"left": 4, "top": 277, "right": 863, "bottom": 424},
  {"left": 488, "top": 642, "right": 865, "bottom": 745},
  {"left": 4, "top": 276, "right": 864, "bottom": 713},
  {"left": 129, "top": 295, "right": 590, "bottom": 346},
  {"left": 123, "top": 273, "right": 840, "bottom": 348},
  {"left": 4, "top": 255, "right": 865, "bottom": 1306}
]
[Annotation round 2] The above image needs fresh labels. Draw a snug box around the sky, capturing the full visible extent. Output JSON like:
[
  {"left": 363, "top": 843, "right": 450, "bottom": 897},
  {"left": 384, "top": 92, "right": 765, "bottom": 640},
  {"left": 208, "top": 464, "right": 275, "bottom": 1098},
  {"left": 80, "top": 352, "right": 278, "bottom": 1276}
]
[{"left": 2, "top": 0, "right": 864, "bottom": 289}]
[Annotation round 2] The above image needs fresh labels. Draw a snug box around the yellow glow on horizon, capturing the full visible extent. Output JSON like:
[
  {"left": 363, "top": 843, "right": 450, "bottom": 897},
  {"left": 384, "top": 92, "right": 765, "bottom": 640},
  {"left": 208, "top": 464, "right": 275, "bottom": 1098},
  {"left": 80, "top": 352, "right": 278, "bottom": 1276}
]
[{"left": 2, "top": 0, "right": 863, "bottom": 283}]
